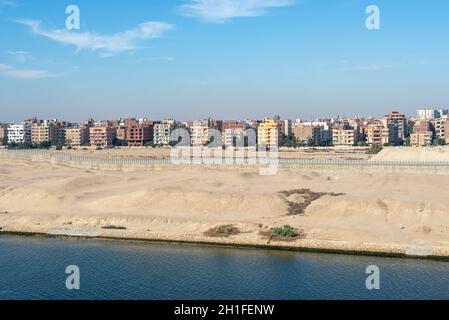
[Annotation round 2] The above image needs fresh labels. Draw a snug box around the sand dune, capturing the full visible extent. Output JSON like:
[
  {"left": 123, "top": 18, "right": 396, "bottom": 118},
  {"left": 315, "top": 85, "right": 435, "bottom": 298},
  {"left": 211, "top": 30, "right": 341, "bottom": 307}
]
[{"left": 1, "top": 158, "right": 449, "bottom": 257}]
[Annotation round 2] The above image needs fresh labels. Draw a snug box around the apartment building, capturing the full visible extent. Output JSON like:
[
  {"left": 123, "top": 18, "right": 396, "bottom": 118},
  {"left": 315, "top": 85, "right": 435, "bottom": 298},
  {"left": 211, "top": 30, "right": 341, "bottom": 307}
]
[
  {"left": 431, "top": 118, "right": 446, "bottom": 138},
  {"left": 153, "top": 120, "right": 177, "bottom": 146},
  {"left": 222, "top": 121, "right": 246, "bottom": 147},
  {"left": 332, "top": 126, "right": 357, "bottom": 146},
  {"left": 64, "top": 126, "right": 89, "bottom": 147},
  {"left": 31, "top": 121, "right": 65, "bottom": 146},
  {"left": 257, "top": 119, "right": 281, "bottom": 149},
  {"left": 293, "top": 123, "right": 320, "bottom": 146},
  {"left": 190, "top": 121, "right": 210, "bottom": 146},
  {"left": 410, "top": 132, "right": 433, "bottom": 146},
  {"left": 7, "top": 123, "right": 32, "bottom": 144},
  {"left": 366, "top": 121, "right": 398, "bottom": 145},
  {"left": 115, "top": 126, "right": 128, "bottom": 146},
  {"left": 281, "top": 119, "right": 292, "bottom": 138},
  {"left": 126, "top": 124, "right": 153, "bottom": 147},
  {"left": 445, "top": 120, "right": 449, "bottom": 144},
  {"left": 417, "top": 109, "right": 448, "bottom": 120},
  {"left": 0, "top": 124, "right": 7, "bottom": 145},
  {"left": 89, "top": 126, "right": 117, "bottom": 148},
  {"left": 384, "top": 111, "right": 407, "bottom": 141}
]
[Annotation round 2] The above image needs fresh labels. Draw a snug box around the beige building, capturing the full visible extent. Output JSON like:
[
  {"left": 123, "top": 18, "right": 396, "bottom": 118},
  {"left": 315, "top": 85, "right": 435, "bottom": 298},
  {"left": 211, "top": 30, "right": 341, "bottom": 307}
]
[
  {"left": 366, "top": 121, "right": 391, "bottom": 145},
  {"left": 31, "top": 121, "right": 65, "bottom": 146},
  {"left": 89, "top": 126, "right": 116, "bottom": 148},
  {"left": 293, "top": 124, "right": 320, "bottom": 145},
  {"left": 332, "top": 127, "right": 357, "bottom": 146},
  {"left": 0, "top": 124, "right": 7, "bottom": 145},
  {"left": 411, "top": 132, "right": 433, "bottom": 146},
  {"left": 257, "top": 119, "right": 281, "bottom": 149},
  {"left": 65, "top": 126, "right": 89, "bottom": 147},
  {"left": 190, "top": 121, "right": 210, "bottom": 146}
]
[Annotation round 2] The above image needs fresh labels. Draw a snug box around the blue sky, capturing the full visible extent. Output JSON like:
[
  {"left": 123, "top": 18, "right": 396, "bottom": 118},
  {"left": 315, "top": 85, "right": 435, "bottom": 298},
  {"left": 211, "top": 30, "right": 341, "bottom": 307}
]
[{"left": 0, "top": 0, "right": 448, "bottom": 122}]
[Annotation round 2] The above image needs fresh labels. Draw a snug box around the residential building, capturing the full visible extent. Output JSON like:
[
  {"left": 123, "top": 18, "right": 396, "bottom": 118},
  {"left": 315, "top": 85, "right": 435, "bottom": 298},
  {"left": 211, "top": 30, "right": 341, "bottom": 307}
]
[
  {"left": 153, "top": 119, "right": 177, "bottom": 146},
  {"left": 0, "top": 124, "right": 7, "bottom": 145},
  {"left": 126, "top": 124, "right": 153, "bottom": 147},
  {"left": 432, "top": 118, "right": 446, "bottom": 139},
  {"left": 222, "top": 121, "right": 246, "bottom": 147},
  {"left": 257, "top": 119, "right": 281, "bottom": 149},
  {"left": 7, "top": 123, "right": 32, "bottom": 144},
  {"left": 332, "top": 125, "right": 357, "bottom": 146},
  {"left": 89, "top": 126, "right": 116, "bottom": 148},
  {"left": 366, "top": 121, "right": 398, "bottom": 145},
  {"left": 293, "top": 123, "right": 320, "bottom": 146},
  {"left": 411, "top": 132, "right": 433, "bottom": 146},
  {"left": 115, "top": 126, "right": 128, "bottom": 146},
  {"left": 281, "top": 119, "right": 292, "bottom": 138},
  {"left": 445, "top": 120, "right": 449, "bottom": 144},
  {"left": 384, "top": 111, "right": 407, "bottom": 141},
  {"left": 31, "top": 121, "right": 65, "bottom": 146},
  {"left": 417, "top": 109, "right": 448, "bottom": 120},
  {"left": 190, "top": 121, "right": 210, "bottom": 146},
  {"left": 64, "top": 126, "right": 89, "bottom": 147}
]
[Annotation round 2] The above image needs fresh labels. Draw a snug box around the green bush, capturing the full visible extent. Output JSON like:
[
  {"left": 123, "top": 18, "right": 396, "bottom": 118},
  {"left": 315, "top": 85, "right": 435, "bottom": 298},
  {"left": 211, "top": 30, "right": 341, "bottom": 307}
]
[{"left": 271, "top": 225, "right": 298, "bottom": 238}]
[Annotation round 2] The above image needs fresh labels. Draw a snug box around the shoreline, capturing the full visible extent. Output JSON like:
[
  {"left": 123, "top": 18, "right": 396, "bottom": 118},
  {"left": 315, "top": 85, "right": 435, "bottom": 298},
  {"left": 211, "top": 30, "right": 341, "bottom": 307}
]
[{"left": 2, "top": 230, "right": 449, "bottom": 262}]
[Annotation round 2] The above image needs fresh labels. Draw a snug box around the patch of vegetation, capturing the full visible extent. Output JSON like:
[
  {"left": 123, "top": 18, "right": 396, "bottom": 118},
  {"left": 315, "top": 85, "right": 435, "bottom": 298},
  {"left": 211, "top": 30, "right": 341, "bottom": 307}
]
[
  {"left": 279, "top": 189, "right": 345, "bottom": 215},
  {"left": 204, "top": 224, "right": 240, "bottom": 238},
  {"left": 260, "top": 225, "right": 305, "bottom": 242},
  {"left": 101, "top": 225, "right": 127, "bottom": 230}
]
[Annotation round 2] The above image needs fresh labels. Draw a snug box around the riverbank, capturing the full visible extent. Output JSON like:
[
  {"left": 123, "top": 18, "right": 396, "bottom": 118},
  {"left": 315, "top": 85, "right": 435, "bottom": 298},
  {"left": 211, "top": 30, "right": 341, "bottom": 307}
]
[{"left": 1, "top": 153, "right": 449, "bottom": 261}]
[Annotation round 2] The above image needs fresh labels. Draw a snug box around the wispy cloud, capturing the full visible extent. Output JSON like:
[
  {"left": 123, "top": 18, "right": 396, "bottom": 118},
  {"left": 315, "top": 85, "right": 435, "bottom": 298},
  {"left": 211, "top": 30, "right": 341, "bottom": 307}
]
[
  {"left": 0, "top": 0, "right": 18, "bottom": 7},
  {"left": 7, "top": 50, "right": 31, "bottom": 63},
  {"left": 14, "top": 19, "right": 174, "bottom": 55},
  {"left": 338, "top": 64, "right": 393, "bottom": 72},
  {"left": 0, "top": 63, "right": 72, "bottom": 79},
  {"left": 178, "top": 0, "right": 296, "bottom": 23}
]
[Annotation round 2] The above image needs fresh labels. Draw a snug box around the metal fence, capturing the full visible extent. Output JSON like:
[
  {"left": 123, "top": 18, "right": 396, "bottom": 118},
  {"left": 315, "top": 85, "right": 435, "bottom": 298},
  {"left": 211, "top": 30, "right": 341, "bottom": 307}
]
[{"left": 1, "top": 148, "right": 449, "bottom": 167}]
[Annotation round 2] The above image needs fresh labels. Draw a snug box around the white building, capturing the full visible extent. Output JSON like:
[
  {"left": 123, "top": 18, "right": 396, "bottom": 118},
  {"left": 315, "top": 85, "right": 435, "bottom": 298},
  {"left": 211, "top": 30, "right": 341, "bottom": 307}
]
[
  {"left": 7, "top": 123, "right": 32, "bottom": 144},
  {"left": 190, "top": 121, "right": 210, "bottom": 146},
  {"left": 153, "top": 120, "right": 177, "bottom": 146},
  {"left": 417, "top": 109, "right": 448, "bottom": 120}
]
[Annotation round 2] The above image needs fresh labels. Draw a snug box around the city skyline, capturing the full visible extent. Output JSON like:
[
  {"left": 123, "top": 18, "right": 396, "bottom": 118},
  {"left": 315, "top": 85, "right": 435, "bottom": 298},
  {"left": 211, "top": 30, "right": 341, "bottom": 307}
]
[{"left": 1, "top": 0, "right": 449, "bottom": 122}]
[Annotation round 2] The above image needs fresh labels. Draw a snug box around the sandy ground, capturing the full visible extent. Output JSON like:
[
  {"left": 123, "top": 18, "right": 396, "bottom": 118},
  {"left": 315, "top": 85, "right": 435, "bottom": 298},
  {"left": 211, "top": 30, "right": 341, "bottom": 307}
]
[
  {"left": 371, "top": 146, "right": 449, "bottom": 161},
  {"left": 1, "top": 151, "right": 449, "bottom": 257}
]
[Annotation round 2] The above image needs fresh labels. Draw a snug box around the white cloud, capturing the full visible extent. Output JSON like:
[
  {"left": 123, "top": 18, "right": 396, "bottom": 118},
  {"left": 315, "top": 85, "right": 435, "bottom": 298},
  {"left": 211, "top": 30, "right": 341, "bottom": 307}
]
[
  {"left": 0, "top": 0, "right": 17, "bottom": 7},
  {"left": 0, "top": 63, "right": 69, "bottom": 79},
  {"left": 7, "top": 50, "right": 31, "bottom": 63},
  {"left": 179, "top": 0, "right": 295, "bottom": 22},
  {"left": 14, "top": 19, "right": 174, "bottom": 54},
  {"left": 338, "top": 64, "right": 392, "bottom": 72}
]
